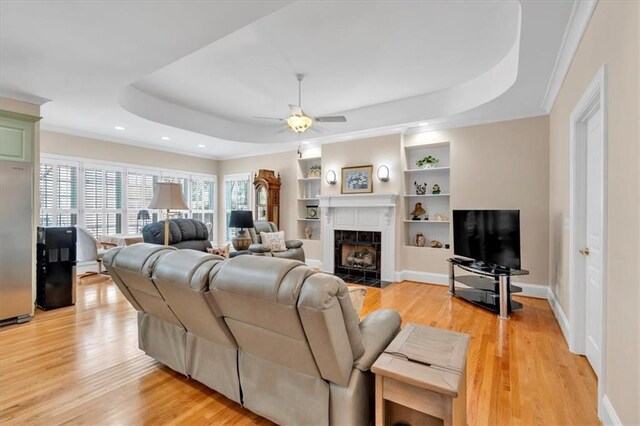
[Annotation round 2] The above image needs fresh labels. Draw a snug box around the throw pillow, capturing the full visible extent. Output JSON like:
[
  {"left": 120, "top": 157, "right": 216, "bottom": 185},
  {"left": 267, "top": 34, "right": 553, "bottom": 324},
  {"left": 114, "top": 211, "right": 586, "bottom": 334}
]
[
  {"left": 260, "top": 231, "right": 287, "bottom": 252},
  {"left": 347, "top": 286, "right": 367, "bottom": 318},
  {"left": 207, "top": 244, "right": 230, "bottom": 259}
]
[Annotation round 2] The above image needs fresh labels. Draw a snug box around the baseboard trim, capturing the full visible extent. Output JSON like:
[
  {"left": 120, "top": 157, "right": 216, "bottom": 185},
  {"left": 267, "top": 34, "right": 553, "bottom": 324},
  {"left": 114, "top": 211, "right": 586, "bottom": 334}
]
[
  {"left": 305, "top": 258, "right": 323, "bottom": 269},
  {"left": 394, "top": 270, "right": 549, "bottom": 299},
  {"left": 547, "top": 288, "right": 571, "bottom": 347},
  {"left": 601, "top": 394, "right": 623, "bottom": 426}
]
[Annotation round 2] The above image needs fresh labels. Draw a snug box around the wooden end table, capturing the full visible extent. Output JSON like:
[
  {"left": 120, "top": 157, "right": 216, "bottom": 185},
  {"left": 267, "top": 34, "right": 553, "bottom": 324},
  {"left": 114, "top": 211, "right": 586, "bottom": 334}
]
[{"left": 372, "top": 323, "right": 470, "bottom": 426}]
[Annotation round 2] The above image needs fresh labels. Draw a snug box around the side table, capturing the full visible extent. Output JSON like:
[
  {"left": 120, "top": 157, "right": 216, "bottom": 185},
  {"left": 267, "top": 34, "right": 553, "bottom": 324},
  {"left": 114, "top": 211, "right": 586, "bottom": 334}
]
[{"left": 372, "top": 323, "right": 470, "bottom": 426}]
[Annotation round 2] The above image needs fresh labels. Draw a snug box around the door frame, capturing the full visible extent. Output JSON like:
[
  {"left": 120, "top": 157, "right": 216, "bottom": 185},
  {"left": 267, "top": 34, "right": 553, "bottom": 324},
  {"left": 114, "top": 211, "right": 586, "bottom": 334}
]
[{"left": 568, "top": 64, "right": 608, "bottom": 417}]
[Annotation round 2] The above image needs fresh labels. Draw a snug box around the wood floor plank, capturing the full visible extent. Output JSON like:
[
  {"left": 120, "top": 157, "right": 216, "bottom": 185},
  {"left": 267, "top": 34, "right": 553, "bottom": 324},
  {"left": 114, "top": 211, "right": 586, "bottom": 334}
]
[{"left": 0, "top": 279, "right": 599, "bottom": 425}]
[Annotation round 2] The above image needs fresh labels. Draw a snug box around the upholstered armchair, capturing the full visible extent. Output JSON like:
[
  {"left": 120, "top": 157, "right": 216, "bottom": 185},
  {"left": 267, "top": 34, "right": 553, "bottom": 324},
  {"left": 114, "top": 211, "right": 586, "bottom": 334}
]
[
  {"left": 75, "top": 225, "right": 113, "bottom": 277},
  {"left": 247, "top": 220, "right": 305, "bottom": 262}
]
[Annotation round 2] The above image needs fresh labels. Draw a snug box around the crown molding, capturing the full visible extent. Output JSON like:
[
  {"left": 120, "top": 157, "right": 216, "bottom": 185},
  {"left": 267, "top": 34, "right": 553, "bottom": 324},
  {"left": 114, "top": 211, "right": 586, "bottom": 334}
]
[{"left": 541, "top": 0, "right": 598, "bottom": 113}]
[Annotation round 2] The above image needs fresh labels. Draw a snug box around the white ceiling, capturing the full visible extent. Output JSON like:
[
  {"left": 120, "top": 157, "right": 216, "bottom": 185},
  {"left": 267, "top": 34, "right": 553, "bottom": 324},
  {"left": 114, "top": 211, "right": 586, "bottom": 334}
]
[{"left": 0, "top": 0, "right": 576, "bottom": 159}]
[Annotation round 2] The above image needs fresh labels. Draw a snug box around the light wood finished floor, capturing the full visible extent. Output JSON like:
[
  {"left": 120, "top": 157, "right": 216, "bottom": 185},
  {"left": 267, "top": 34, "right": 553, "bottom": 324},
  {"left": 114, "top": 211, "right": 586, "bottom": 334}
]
[{"left": 0, "top": 278, "right": 598, "bottom": 425}]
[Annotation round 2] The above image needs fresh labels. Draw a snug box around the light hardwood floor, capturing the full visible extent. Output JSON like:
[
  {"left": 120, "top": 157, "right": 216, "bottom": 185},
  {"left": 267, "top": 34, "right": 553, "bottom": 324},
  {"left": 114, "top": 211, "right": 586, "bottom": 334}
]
[{"left": 0, "top": 278, "right": 598, "bottom": 425}]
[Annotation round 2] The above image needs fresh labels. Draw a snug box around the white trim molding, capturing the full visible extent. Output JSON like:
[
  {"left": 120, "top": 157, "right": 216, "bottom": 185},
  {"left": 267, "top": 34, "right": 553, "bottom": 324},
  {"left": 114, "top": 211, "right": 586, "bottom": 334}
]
[
  {"left": 547, "top": 288, "right": 571, "bottom": 347},
  {"left": 542, "top": 0, "right": 598, "bottom": 112},
  {"left": 601, "top": 395, "right": 622, "bottom": 426},
  {"left": 395, "top": 270, "right": 549, "bottom": 299}
]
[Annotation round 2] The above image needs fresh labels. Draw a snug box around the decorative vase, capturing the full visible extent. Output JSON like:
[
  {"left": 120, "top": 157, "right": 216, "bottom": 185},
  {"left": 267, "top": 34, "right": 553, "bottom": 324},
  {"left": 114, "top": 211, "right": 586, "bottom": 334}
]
[{"left": 415, "top": 232, "right": 426, "bottom": 247}]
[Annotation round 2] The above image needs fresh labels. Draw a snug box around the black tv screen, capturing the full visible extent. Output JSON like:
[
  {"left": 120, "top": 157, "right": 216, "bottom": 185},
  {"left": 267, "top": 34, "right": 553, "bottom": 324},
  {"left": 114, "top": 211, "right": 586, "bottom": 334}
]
[{"left": 453, "top": 210, "right": 521, "bottom": 269}]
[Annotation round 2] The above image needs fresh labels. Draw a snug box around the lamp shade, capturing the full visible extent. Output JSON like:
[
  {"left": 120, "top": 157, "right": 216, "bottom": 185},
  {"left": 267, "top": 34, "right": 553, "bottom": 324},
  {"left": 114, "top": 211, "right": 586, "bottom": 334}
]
[
  {"left": 137, "top": 209, "right": 150, "bottom": 220},
  {"left": 148, "top": 182, "right": 189, "bottom": 210},
  {"left": 229, "top": 210, "right": 254, "bottom": 229}
]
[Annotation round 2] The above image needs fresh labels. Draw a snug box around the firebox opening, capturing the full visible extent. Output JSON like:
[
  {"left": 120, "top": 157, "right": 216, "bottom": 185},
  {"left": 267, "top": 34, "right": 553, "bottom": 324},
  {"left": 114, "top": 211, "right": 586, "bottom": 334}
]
[{"left": 341, "top": 244, "right": 377, "bottom": 270}]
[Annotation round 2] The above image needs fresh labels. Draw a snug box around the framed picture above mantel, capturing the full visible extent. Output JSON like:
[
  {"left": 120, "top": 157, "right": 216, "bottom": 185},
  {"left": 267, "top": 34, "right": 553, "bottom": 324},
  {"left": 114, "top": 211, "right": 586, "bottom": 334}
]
[{"left": 341, "top": 165, "right": 373, "bottom": 194}]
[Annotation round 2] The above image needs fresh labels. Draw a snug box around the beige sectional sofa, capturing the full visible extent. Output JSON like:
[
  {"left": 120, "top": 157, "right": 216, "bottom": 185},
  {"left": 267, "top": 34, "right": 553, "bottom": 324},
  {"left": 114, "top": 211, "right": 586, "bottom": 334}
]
[{"left": 103, "top": 243, "right": 401, "bottom": 425}]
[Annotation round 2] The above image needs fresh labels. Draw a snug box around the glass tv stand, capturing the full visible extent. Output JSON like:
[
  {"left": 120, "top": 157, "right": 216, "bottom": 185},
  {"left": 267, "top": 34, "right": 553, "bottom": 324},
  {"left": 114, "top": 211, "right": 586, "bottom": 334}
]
[{"left": 447, "top": 258, "right": 529, "bottom": 319}]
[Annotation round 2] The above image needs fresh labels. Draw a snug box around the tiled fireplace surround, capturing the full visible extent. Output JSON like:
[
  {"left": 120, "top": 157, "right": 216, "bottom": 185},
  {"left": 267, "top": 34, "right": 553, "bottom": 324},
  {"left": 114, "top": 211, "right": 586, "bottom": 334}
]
[{"left": 318, "top": 193, "right": 397, "bottom": 288}]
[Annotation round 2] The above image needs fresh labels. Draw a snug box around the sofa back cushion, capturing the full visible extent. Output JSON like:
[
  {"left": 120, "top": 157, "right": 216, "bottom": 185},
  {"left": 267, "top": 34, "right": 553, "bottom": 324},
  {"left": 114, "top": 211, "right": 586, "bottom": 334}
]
[
  {"left": 142, "top": 219, "right": 209, "bottom": 246},
  {"left": 211, "top": 255, "right": 320, "bottom": 376},
  {"left": 248, "top": 220, "right": 278, "bottom": 244},
  {"left": 151, "top": 249, "right": 237, "bottom": 348},
  {"left": 298, "top": 274, "right": 365, "bottom": 387},
  {"left": 103, "top": 244, "right": 182, "bottom": 327}
]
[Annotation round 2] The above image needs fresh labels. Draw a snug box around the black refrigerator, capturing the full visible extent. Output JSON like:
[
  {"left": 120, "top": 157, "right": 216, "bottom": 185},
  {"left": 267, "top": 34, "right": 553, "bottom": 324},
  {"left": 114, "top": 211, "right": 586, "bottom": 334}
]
[{"left": 36, "top": 226, "right": 77, "bottom": 310}]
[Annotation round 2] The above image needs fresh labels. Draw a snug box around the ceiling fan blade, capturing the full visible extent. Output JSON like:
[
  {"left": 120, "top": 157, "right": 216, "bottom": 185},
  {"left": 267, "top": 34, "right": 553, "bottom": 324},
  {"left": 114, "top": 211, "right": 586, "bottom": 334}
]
[
  {"left": 275, "top": 126, "right": 291, "bottom": 134},
  {"left": 252, "top": 116, "right": 284, "bottom": 121},
  {"left": 314, "top": 116, "right": 347, "bottom": 123},
  {"left": 289, "top": 104, "right": 303, "bottom": 116}
]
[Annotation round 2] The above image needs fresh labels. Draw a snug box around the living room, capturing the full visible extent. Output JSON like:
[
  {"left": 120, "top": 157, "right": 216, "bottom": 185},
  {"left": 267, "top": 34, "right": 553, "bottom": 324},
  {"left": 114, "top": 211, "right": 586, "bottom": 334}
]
[{"left": 0, "top": 1, "right": 638, "bottom": 425}]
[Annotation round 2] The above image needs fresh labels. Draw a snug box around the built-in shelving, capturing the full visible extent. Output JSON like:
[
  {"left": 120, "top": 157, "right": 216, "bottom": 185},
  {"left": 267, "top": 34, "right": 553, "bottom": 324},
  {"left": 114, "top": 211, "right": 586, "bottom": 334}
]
[
  {"left": 402, "top": 220, "right": 450, "bottom": 223},
  {"left": 402, "top": 141, "right": 451, "bottom": 248},
  {"left": 404, "top": 166, "right": 450, "bottom": 173},
  {"left": 297, "top": 155, "right": 322, "bottom": 241},
  {"left": 403, "top": 193, "right": 450, "bottom": 197}
]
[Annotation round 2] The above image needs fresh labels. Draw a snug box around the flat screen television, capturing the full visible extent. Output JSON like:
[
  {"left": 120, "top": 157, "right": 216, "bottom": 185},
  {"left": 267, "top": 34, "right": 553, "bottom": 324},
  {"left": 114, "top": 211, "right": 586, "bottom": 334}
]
[{"left": 452, "top": 210, "right": 521, "bottom": 270}]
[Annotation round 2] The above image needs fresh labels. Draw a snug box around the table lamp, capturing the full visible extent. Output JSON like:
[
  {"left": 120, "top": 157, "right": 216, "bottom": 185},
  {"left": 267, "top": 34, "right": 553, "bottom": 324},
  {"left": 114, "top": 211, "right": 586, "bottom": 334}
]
[
  {"left": 136, "top": 209, "right": 151, "bottom": 232},
  {"left": 228, "top": 210, "right": 254, "bottom": 250},
  {"left": 148, "top": 182, "right": 188, "bottom": 246}
]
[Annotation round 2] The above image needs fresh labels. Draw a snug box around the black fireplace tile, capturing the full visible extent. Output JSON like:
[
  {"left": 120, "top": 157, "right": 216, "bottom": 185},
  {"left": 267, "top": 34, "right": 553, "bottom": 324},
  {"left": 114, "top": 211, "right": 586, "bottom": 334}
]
[
  {"left": 379, "top": 280, "right": 393, "bottom": 289},
  {"left": 342, "top": 230, "right": 356, "bottom": 242},
  {"left": 334, "top": 230, "right": 342, "bottom": 241},
  {"left": 374, "top": 232, "right": 381, "bottom": 243},
  {"left": 358, "top": 231, "right": 373, "bottom": 243},
  {"left": 337, "top": 266, "right": 350, "bottom": 276}
]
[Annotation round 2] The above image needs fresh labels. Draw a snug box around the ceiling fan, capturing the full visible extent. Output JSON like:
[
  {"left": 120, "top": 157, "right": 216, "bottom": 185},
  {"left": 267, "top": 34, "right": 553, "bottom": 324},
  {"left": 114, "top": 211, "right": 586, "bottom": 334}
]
[{"left": 253, "top": 74, "right": 346, "bottom": 134}]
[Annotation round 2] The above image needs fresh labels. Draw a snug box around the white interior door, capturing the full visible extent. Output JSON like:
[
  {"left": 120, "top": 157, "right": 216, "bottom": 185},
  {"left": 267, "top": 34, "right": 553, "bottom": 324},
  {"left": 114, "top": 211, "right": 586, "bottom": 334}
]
[{"left": 584, "top": 111, "right": 604, "bottom": 376}]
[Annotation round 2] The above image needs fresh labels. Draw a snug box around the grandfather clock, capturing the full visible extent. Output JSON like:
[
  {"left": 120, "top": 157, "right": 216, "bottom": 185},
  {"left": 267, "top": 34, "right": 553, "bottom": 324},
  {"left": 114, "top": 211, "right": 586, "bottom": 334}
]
[{"left": 253, "top": 169, "right": 281, "bottom": 228}]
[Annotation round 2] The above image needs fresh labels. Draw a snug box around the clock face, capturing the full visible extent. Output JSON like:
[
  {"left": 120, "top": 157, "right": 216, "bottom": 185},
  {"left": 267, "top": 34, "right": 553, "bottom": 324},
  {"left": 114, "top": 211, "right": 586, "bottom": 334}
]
[{"left": 307, "top": 207, "right": 318, "bottom": 218}]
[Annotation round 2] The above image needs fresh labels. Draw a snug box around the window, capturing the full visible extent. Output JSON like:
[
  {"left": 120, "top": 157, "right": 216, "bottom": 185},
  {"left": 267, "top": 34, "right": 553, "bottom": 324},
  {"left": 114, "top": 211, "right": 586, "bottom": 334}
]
[
  {"left": 126, "top": 170, "right": 158, "bottom": 233},
  {"left": 39, "top": 160, "right": 79, "bottom": 227},
  {"left": 190, "top": 175, "right": 216, "bottom": 242},
  {"left": 83, "top": 164, "right": 123, "bottom": 238},
  {"left": 39, "top": 155, "right": 217, "bottom": 243},
  {"left": 224, "top": 173, "right": 252, "bottom": 242}
]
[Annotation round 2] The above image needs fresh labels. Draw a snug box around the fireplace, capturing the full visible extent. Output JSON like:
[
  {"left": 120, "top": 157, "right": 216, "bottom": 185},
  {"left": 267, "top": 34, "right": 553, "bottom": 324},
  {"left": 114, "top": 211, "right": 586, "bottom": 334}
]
[
  {"left": 335, "top": 230, "right": 387, "bottom": 287},
  {"left": 318, "top": 193, "right": 397, "bottom": 287}
]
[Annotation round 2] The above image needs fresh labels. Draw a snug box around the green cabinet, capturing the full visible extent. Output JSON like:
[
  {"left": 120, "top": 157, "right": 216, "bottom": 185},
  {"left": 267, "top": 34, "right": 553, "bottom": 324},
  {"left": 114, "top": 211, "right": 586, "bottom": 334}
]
[{"left": 0, "top": 110, "right": 41, "bottom": 163}]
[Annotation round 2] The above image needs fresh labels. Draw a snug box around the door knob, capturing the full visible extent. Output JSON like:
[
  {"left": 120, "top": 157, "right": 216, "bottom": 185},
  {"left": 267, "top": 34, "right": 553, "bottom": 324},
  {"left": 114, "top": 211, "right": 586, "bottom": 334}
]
[{"left": 579, "top": 247, "right": 590, "bottom": 256}]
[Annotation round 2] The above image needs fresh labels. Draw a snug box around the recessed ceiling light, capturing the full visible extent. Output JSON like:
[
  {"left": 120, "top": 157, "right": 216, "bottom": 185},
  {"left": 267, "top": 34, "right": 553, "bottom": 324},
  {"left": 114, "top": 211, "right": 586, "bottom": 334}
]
[
  {"left": 197, "top": 144, "right": 206, "bottom": 148},
  {"left": 161, "top": 136, "right": 170, "bottom": 141},
  {"left": 419, "top": 122, "right": 429, "bottom": 126},
  {"left": 114, "top": 126, "right": 125, "bottom": 131}
]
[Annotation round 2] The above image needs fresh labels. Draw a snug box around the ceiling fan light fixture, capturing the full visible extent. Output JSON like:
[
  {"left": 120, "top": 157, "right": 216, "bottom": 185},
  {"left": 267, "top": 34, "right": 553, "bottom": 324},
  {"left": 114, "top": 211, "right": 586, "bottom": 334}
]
[{"left": 286, "top": 114, "right": 313, "bottom": 133}]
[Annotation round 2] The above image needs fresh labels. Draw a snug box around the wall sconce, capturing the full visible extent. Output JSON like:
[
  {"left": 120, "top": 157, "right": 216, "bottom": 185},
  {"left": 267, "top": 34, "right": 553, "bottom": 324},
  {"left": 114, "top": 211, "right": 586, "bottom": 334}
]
[
  {"left": 326, "top": 170, "right": 337, "bottom": 185},
  {"left": 377, "top": 165, "right": 390, "bottom": 182}
]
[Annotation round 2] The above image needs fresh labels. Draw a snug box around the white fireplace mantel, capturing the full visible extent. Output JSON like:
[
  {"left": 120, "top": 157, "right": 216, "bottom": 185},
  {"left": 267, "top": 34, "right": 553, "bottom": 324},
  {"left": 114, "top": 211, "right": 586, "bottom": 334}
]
[
  {"left": 317, "top": 193, "right": 398, "bottom": 208},
  {"left": 318, "top": 193, "right": 397, "bottom": 282}
]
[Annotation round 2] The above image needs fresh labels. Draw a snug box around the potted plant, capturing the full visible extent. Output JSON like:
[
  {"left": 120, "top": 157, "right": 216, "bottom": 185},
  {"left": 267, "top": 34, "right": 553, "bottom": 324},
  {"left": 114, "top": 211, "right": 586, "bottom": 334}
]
[
  {"left": 307, "top": 164, "right": 321, "bottom": 178},
  {"left": 416, "top": 155, "right": 439, "bottom": 169}
]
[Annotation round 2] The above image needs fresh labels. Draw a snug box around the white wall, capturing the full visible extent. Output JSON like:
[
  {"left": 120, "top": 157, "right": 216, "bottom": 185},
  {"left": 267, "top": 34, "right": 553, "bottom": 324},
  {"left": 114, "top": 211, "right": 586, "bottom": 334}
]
[{"left": 548, "top": 1, "right": 639, "bottom": 423}]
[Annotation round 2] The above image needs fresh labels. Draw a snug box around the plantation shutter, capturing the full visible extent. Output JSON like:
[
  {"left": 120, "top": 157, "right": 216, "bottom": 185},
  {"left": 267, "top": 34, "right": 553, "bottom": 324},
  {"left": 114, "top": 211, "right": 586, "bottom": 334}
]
[{"left": 39, "top": 163, "right": 54, "bottom": 226}]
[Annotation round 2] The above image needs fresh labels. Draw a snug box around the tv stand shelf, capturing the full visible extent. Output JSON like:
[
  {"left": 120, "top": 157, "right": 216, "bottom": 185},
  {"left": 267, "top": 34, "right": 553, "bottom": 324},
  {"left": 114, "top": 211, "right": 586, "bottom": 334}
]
[{"left": 447, "top": 258, "right": 529, "bottom": 319}]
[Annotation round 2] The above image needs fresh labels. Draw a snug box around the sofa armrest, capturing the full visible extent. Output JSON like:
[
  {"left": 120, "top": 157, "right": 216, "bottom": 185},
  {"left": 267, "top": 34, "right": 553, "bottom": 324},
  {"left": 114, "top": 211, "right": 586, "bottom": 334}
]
[
  {"left": 285, "top": 239, "right": 303, "bottom": 249},
  {"left": 249, "top": 243, "right": 271, "bottom": 254},
  {"left": 353, "top": 309, "right": 401, "bottom": 371}
]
